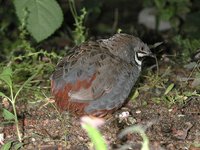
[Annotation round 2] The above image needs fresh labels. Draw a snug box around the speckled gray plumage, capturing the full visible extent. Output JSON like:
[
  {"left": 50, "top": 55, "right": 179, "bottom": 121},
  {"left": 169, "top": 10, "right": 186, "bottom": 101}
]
[{"left": 51, "top": 33, "right": 152, "bottom": 115}]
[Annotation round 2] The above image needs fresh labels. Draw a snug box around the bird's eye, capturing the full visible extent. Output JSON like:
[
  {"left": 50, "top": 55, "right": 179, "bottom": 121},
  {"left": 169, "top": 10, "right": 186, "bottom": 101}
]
[{"left": 141, "top": 47, "right": 144, "bottom": 51}]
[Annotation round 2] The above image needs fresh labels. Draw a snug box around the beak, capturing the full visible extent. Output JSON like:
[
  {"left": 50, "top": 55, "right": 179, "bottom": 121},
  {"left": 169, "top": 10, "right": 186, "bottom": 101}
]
[{"left": 142, "top": 51, "right": 154, "bottom": 58}]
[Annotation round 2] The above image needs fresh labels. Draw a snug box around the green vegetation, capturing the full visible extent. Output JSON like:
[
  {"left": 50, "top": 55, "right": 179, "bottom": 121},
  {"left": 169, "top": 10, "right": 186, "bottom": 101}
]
[
  {"left": 14, "top": 0, "right": 64, "bottom": 42},
  {"left": 0, "top": 67, "right": 40, "bottom": 148},
  {"left": 82, "top": 122, "right": 107, "bottom": 150},
  {"left": 143, "top": 0, "right": 191, "bottom": 31},
  {"left": 143, "top": 0, "right": 200, "bottom": 61},
  {"left": 139, "top": 69, "right": 200, "bottom": 107},
  {"left": 69, "top": 0, "right": 87, "bottom": 44},
  {"left": 118, "top": 125, "right": 150, "bottom": 150},
  {"left": 0, "top": 0, "right": 199, "bottom": 149},
  {"left": 173, "top": 35, "right": 200, "bottom": 60},
  {"left": 82, "top": 118, "right": 151, "bottom": 150}
]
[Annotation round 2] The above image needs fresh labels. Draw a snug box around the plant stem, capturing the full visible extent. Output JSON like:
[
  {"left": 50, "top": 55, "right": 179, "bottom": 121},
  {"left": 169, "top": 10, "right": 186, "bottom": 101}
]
[
  {"left": 10, "top": 85, "right": 22, "bottom": 142},
  {"left": 69, "top": 0, "right": 78, "bottom": 23},
  {"left": 12, "top": 102, "right": 22, "bottom": 142},
  {"left": 11, "top": 66, "right": 42, "bottom": 142}
]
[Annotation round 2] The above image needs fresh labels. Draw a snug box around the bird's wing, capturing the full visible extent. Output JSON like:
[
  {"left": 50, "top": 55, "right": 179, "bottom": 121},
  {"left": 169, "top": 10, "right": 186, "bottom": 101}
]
[
  {"left": 50, "top": 41, "right": 107, "bottom": 96},
  {"left": 51, "top": 41, "right": 140, "bottom": 113}
]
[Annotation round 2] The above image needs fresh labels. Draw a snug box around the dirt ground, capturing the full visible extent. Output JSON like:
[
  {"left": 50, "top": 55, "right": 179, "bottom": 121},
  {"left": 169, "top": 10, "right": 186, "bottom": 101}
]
[
  {"left": 1, "top": 0, "right": 200, "bottom": 149},
  {"left": 1, "top": 59, "right": 200, "bottom": 150}
]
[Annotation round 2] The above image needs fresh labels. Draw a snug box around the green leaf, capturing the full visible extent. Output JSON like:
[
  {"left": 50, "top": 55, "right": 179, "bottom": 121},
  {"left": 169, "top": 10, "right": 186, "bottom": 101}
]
[
  {"left": 184, "top": 90, "right": 200, "bottom": 97},
  {"left": 14, "top": 142, "right": 24, "bottom": 150},
  {"left": 131, "top": 90, "right": 139, "bottom": 101},
  {"left": 14, "top": 0, "right": 63, "bottom": 42},
  {"left": 164, "top": 83, "right": 174, "bottom": 95},
  {"left": 154, "top": 0, "right": 165, "bottom": 9},
  {"left": 2, "top": 108, "right": 15, "bottom": 121},
  {"left": 0, "top": 67, "right": 12, "bottom": 87},
  {"left": 0, "top": 141, "right": 12, "bottom": 150},
  {"left": 160, "top": 7, "right": 174, "bottom": 21},
  {"left": 82, "top": 124, "right": 107, "bottom": 150},
  {"left": 0, "top": 92, "right": 8, "bottom": 99}
]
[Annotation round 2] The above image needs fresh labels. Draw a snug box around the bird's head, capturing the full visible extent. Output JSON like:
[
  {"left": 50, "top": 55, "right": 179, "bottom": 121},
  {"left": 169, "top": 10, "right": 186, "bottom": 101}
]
[
  {"left": 101, "top": 33, "right": 154, "bottom": 67},
  {"left": 132, "top": 39, "right": 154, "bottom": 66}
]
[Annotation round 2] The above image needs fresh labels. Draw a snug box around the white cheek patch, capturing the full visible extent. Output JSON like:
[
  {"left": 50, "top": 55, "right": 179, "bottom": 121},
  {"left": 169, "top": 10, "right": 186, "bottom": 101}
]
[
  {"left": 138, "top": 52, "right": 146, "bottom": 57},
  {"left": 134, "top": 53, "right": 142, "bottom": 66}
]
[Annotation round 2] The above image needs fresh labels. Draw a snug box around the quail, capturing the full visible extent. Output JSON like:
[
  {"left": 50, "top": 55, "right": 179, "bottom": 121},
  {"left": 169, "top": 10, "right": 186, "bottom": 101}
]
[{"left": 50, "top": 33, "right": 153, "bottom": 116}]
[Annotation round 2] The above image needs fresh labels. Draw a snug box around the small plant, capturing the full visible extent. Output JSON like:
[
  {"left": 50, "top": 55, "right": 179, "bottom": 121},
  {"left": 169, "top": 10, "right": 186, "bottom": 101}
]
[
  {"left": 68, "top": 0, "right": 87, "bottom": 44},
  {"left": 0, "top": 66, "right": 41, "bottom": 144},
  {"left": 81, "top": 116, "right": 152, "bottom": 150},
  {"left": 173, "top": 35, "right": 200, "bottom": 60},
  {"left": 143, "top": 0, "right": 190, "bottom": 31},
  {"left": 8, "top": 33, "right": 60, "bottom": 82},
  {"left": 0, "top": 68, "right": 22, "bottom": 142},
  {"left": 81, "top": 116, "right": 107, "bottom": 150},
  {"left": 118, "top": 125, "right": 150, "bottom": 150},
  {"left": 149, "top": 79, "right": 200, "bottom": 106},
  {"left": 163, "top": 90, "right": 200, "bottom": 106},
  {"left": 142, "top": 71, "right": 169, "bottom": 90}
]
